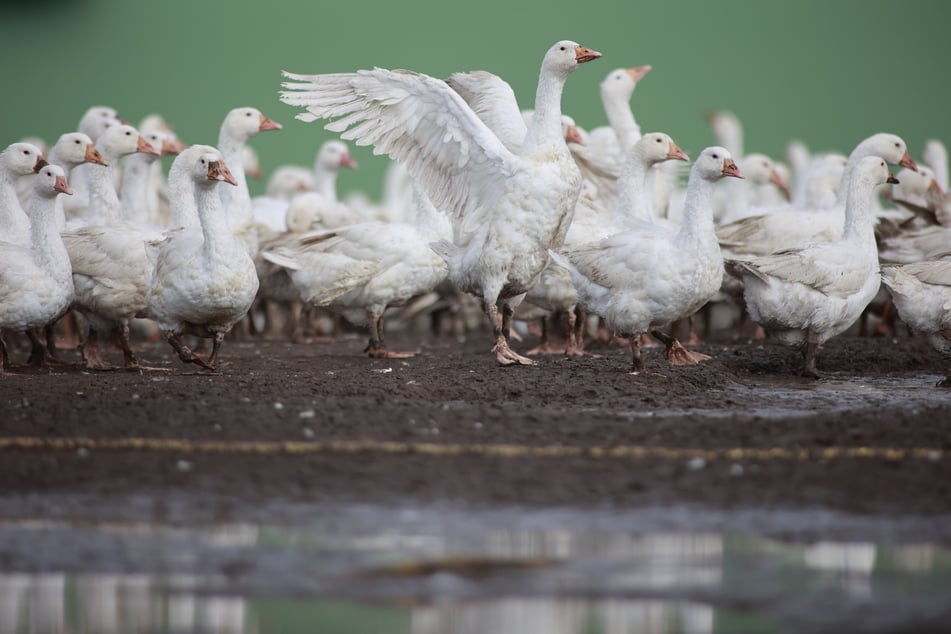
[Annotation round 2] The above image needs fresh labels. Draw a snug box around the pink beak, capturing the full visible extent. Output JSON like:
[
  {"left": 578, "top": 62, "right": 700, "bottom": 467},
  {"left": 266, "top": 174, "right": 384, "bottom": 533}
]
[
  {"left": 666, "top": 141, "right": 689, "bottom": 162},
  {"left": 208, "top": 160, "right": 238, "bottom": 186},
  {"left": 54, "top": 175, "right": 72, "bottom": 195},
  {"left": 564, "top": 125, "right": 585, "bottom": 145},
  {"left": 627, "top": 65, "right": 652, "bottom": 82},
  {"left": 137, "top": 136, "right": 161, "bottom": 156},
  {"left": 722, "top": 158, "right": 743, "bottom": 179},
  {"left": 340, "top": 152, "right": 359, "bottom": 169},
  {"left": 899, "top": 151, "right": 918, "bottom": 172},
  {"left": 259, "top": 114, "right": 282, "bottom": 132}
]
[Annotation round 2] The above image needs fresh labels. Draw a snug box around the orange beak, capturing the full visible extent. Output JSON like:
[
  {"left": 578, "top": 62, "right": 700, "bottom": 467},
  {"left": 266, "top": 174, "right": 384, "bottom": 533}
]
[
  {"left": 666, "top": 141, "right": 689, "bottom": 162},
  {"left": 136, "top": 136, "right": 161, "bottom": 156},
  {"left": 564, "top": 125, "right": 585, "bottom": 145},
  {"left": 259, "top": 114, "right": 282, "bottom": 132},
  {"left": 928, "top": 178, "right": 945, "bottom": 195},
  {"left": 84, "top": 144, "right": 108, "bottom": 166},
  {"left": 208, "top": 160, "right": 238, "bottom": 186},
  {"left": 340, "top": 152, "right": 359, "bottom": 169},
  {"left": 721, "top": 158, "right": 743, "bottom": 179},
  {"left": 627, "top": 65, "right": 652, "bottom": 82},
  {"left": 899, "top": 151, "right": 918, "bottom": 172},
  {"left": 161, "top": 138, "right": 182, "bottom": 156},
  {"left": 769, "top": 169, "right": 791, "bottom": 201},
  {"left": 574, "top": 45, "right": 602, "bottom": 64},
  {"left": 33, "top": 156, "right": 48, "bottom": 173},
  {"left": 54, "top": 175, "right": 72, "bottom": 195}
]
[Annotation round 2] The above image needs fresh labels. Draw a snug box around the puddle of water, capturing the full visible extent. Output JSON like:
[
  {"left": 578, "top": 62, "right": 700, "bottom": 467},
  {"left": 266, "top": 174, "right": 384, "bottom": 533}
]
[{"left": 2, "top": 505, "right": 950, "bottom": 633}]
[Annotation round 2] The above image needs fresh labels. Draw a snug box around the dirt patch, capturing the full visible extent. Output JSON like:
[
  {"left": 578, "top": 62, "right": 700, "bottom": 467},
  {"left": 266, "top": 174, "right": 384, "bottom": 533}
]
[{"left": 1, "top": 329, "right": 950, "bottom": 523}]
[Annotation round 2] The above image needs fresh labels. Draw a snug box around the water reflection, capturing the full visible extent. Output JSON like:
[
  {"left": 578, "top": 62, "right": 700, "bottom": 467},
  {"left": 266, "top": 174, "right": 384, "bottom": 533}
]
[{"left": 0, "top": 513, "right": 948, "bottom": 633}]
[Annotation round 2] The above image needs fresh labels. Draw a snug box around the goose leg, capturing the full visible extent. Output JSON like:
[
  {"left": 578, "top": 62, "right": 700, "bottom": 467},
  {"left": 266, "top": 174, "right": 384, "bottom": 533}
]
[
  {"left": 0, "top": 334, "right": 9, "bottom": 374},
  {"left": 800, "top": 330, "right": 821, "bottom": 379},
  {"left": 526, "top": 314, "right": 564, "bottom": 355},
  {"left": 166, "top": 332, "right": 215, "bottom": 372},
  {"left": 26, "top": 329, "right": 49, "bottom": 368},
  {"left": 488, "top": 300, "right": 536, "bottom": 366},
  {"left": 81, "top": 328, "right": 115, "bottom": 370},
  {"left": 365, "top": 310, "right": 417, "bottom": 358},
  {"left": 206, "top": 332, "right": 227, "bottom": 370},
  {"left": 651, "top": 329, "right": 712, "bottom": 366}
]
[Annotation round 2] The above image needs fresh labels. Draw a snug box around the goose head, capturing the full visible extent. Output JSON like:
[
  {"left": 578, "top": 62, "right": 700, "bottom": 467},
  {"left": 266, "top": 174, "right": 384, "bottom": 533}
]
[
  {"left": 97, "top": 124, "right": 161, "bottom": 161},
  {"left": 855, "top": 156, "right": 899, "bottom": 191},
  {"left": 52, "top": 132, "right": 108, "bottom": 167},
  {"left": 892, "top": 165, "right": 941, "bottom": 201},
  {"left": 599, "top": 66, "right": 651, "bottom": 102},
  {"left": 636, "top": 132, "right": 689, "bottom": 164},
  {"left": 739, "top": 153, "right": 790, "bottom": 199},
  {"left": 853, "top": 133, "right": 917, "bottom": 171},
  {"left": 561, "top": 115, "right": 586, "bottom": 145},
  {"left": 139, "top": 130, "right": 181, "bottom": 157},
  {"left": 266, "top": 166, "right": 314, "bottom": 199},
  {"left": 78, "top": 106, "right": 122, "bottom": 141},
  {"left": 221, "top": 107, "right": 283, "bottom": 144},
  {"left": 314, "top": 140, "right": 358, "bottom": 173},
  {"left": 694, "top": 146, "right": 743, "bottom": 181},
  {"left": 33, "top": 164, "right": 72, "bottom": 199},
  {"left": 140, "top": 113, "right": 189, "bottom": 154},
  {"left": 2, "top": 142, "right": 47, "bottom": 176},
  {"left": 193, "top": 151, "right": 237, "bottom": 189},
  {"left": 541, "top": 40, "right": 602, "bottom": 78}
]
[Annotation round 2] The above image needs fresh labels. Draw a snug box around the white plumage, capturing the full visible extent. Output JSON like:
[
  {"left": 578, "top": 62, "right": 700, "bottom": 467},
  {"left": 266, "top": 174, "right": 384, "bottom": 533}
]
[{"left": 280, "top": 39, "right": 602, "bottom": 365}]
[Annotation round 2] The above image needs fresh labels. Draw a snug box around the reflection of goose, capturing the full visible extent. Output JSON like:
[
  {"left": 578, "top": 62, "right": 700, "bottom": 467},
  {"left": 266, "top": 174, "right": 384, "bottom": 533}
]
[{"left": 281, "top": 40, "right": 602, "bottom": 365}]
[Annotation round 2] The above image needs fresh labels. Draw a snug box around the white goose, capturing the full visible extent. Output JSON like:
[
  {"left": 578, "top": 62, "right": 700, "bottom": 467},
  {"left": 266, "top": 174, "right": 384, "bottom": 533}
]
[
  {"left": 216, "top": 107, "right": 282, "bottom": 254},
  {"left": 65, "top": 106, "right": 123, "bottom": 217},
  {"left": 881, "top": 258, "right": 951, "bottom": 386},
  {"left": 0, "top": 142, "right": 47, "bottom": 246},
  {"left": 43, "top": 133, "right": 108, "bottom": 230},
  {"left": 728, "top": 157, "right": 898, "bottom": 377},
  {"left": 148, "top": 147, "right": 259, "bottom": 371},
  {"left": 923, "top": 139, "right": 948, "bottom": 192},
  {"left": 263, "top": 182, "right": 450, "bottom": 358},
  {"left": 717, "top": 153, "right": 791, "bottom": 224},
  {"left": 251, "top": 165, "right": 315, "bottom": 235},
  {"left": 716, "top": 133, "right": 918, "bottom": 255},
  {"left": 550, "top": 147, "right": 742, "bottom": 373},
  {"left": 280, "top": 39, "right": 602, "bottom": 365},
  {"left": 282, "top": 140, "right": 359, "bottom": 232},
  {"left": 0, "top": 164, "right": 73, "bottom": 373},
  {"left": 61, "top": 125, "right": 163, "bottom": 369}
]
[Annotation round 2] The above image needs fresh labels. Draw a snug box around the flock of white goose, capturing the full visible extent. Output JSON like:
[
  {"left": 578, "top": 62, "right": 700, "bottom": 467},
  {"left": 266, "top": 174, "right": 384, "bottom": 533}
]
[{"left": 1, "top": 39, "right": 949, "bottom": 382}]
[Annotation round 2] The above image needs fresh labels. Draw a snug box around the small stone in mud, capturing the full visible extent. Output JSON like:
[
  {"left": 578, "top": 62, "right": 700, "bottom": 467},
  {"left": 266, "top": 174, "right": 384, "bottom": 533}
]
[
  {"left": 77, "top": 447, "right": 89, "bottom": 458},
  {"left": 274, "top": 402, "right": 284, "bottom": 410},
  {"left": 299, "top": 409, "right": 316, "bottom": 419},
  {"left": 729, "top": 463, "right": 744, "bottom": 477},
  {"left": 687, "top": 457, "right": 706, "bottom": 471},
  {"left": 176, "top": 460, "right": 192, "bottom": 472},
  {"left": 302, "top": 427, "right": 315, "bottom": 438}
]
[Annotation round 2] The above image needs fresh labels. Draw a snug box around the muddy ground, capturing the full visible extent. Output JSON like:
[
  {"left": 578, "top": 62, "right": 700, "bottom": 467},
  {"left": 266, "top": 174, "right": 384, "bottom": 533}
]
[{"left": 2, "top": 322, "right": 950, "bottom": 527}]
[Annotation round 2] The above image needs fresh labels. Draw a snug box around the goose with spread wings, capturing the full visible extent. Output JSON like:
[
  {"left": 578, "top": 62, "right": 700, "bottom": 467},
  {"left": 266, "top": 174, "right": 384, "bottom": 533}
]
[{"left": 280, "top": 40, "right": 601, "bottom": 365}]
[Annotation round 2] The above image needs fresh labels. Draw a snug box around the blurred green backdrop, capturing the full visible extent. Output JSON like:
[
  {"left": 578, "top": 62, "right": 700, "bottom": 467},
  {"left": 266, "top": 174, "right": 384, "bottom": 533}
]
[{"left": 2, "top": 0, "right": 949, "bottom": 199}]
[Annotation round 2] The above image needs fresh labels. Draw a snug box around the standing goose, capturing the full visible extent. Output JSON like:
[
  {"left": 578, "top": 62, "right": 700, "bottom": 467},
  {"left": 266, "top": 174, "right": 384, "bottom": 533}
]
[
  {"left": 147, "top": 147, "right": 259, "bottom": 371},
  {"left": 65, "top": 106, "right": 123, "bottom": 217},
  {"left": 0, "top": 165, "right": 73, "bottom": 373},
  {"left": 550, "top": 147, "right": 741, "bottom": 373},
  {"left": 0, "top": 143, "right": 48, "bottom": 246},
  {"left": 881, "top": 259, "right": 951, "bottom": 386},
  {"left": 280, "top": 39, "right": 602, "bottom": 365},
  {"left": 728, "top": 157, "right": 899, "bottom": 377},
  {"left": 61, "top": 124, "right": 162, "bottom": 369},
  {"left": 44, "top": 132, "right": 108, "bottom": 230}
]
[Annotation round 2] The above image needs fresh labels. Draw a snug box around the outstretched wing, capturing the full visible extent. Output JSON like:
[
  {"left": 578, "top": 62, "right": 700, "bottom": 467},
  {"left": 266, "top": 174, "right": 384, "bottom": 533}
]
[
  {"left": 280, "top": 68, "right": 519, "bottom": 221},
  {"left": 445, "top": 70, "right": 527, "bottom": 154}
]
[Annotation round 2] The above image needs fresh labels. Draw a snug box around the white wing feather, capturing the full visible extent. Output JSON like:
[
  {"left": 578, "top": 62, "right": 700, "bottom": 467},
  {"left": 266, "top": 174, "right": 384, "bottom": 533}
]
[{"left": 280, "top": 68, "right": 520, "bottom": 222}]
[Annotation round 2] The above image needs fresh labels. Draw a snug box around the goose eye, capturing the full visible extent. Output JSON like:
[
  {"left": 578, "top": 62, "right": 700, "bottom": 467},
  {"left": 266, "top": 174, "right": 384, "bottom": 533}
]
[
  {"left": 246, "top": 112, "right": 252, "bottom": 117},
  {"left": 712, "top": 153, "right": 719, "bottom": 160},
  {"left": 23, "top": 150, "right": 29, "bottom": 155},
  {"left": 75, "top": 139, "right": 81, "bottom": 144},
  {"left": 125, "top": 131, "right": 131, "bottom": 136},
  {"left": 200, "top": 159, "right": 206, "bottom": 165},
  {"left": 656, "top": 138, "right": 662, "bottom": 143},
  {"left": 560, "top": 46, "right": 566, "bottom": 51},
  {"left": 894, "top": 142, "right": 900, "bottom": 148}
]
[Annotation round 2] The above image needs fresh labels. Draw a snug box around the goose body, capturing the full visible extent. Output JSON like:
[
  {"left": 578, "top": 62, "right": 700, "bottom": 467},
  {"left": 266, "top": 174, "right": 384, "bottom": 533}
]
[
  {"left": 280, "top": 39, "right": 602, "bottom": 365},
  {"left": 148, "top": 146, "right": 259, "bottom": 370},
  {"left": 0, "top": 165, "right": 74, "bottom": 371},
  {"left": 729, "top": 157, "right": 898, "bottom": 376},
  {"left": 551, "top": 147, "right": 741, "bottom": 372},
  {"left": 881, "top": 259, "right": 951, "bottom": 385}
]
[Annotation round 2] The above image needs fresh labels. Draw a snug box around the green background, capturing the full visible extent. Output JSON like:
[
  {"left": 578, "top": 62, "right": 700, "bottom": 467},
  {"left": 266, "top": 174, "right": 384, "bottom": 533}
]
[{"left": 2, "top": 0, "right": 949, "bottom": 199}]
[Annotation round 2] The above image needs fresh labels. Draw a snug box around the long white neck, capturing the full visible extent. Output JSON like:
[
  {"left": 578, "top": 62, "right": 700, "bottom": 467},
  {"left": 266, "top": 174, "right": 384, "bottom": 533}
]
[
  {"left": 167, "top": 163, "right": 201, "bottom": 229},
  {"left": 121, "top": 154, "right": 156, "bottom": 224},
  {"left": 0, "top": 168, "right": 31, "bottom": 244},
  {"left": 676, "top": 172, "right": 717, "bottom": 248},
  {"left": 520, "top": 69, "right": 567, "bottom": 156},
  {"left": 602, "top": 90, "right": 640, "bottom": 152},
  {"left": 313, "top": 164, "right": 339, "bottom": 201},
  {"left": 613, "top": 147, "right": 656, "bottom": 225},
  {"left": 841, "top": 172, "right": 878, "bottom": 244},
  {"left": 26, "top": 190, "right": 71, "bottom": 276},
  {"left": 216, "top": 133, "right": 252, "bottom": 227},
  {"left": 196, "top": 181, "right": 239, "bottom": 261},
  {"left": 84, "top": 157, "right": 122, "bottom": 223}
]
